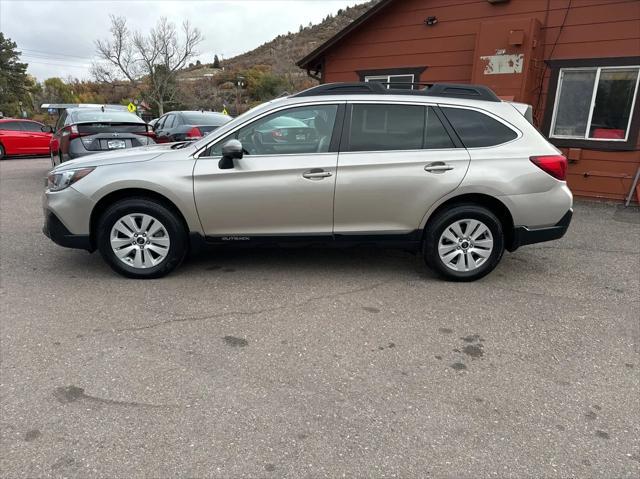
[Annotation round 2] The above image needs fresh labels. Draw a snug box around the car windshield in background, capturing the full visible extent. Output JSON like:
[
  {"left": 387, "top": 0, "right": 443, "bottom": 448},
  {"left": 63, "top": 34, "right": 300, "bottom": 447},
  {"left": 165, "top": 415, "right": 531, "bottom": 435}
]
[
  {"left": 182, "top": 112, "right": 229, "bottom": 125},
  {"left": 72, "top": 111, "right": 143, "bottom": 123}
]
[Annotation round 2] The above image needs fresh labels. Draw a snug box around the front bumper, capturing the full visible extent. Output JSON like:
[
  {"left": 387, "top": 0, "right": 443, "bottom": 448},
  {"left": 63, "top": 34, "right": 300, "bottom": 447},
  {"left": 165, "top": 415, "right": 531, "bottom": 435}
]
[
  {"left": 43, "top": 211, "right": 92, "bottom": 251},
  {"left": 510, "top": 209, "right": 573, "bottom": 251}
]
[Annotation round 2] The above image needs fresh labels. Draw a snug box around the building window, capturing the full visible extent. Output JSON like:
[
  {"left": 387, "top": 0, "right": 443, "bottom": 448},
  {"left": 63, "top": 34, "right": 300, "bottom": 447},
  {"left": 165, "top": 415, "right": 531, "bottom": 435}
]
[
  {"left": 550, "top": 66, "right": 640, "bottom": 142},
  {"left": 365, "top": 74, "right": 415, "bottom": 90}
]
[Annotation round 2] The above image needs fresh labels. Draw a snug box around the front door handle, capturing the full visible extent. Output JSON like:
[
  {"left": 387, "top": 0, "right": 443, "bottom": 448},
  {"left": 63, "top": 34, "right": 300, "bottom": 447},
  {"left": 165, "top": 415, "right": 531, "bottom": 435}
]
[
  {"left": 303, "top": 169, "right": 332, "bottom": 180},
  {"left": 425, "top": 162, "right": 454, "bottom": 173}
]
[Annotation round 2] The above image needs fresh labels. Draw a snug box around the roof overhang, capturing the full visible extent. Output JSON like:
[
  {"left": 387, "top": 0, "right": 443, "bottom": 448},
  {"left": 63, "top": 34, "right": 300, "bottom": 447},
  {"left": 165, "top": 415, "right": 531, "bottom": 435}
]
[{"left": 296, "top": 0, "right": 396, "bottom": 72}]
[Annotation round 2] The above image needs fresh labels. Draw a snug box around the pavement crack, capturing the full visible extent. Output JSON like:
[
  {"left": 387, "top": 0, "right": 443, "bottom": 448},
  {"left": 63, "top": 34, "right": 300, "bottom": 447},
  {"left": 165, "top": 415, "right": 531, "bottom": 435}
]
[{"left": 107, "top": 281, "right": 392, "bottom": 334}]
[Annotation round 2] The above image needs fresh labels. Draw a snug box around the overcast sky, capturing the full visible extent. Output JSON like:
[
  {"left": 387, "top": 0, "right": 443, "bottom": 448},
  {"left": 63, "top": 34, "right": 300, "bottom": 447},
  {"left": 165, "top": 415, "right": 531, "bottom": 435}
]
[{"left": 0, "top": 0, "right": 365, "bottom": 81}]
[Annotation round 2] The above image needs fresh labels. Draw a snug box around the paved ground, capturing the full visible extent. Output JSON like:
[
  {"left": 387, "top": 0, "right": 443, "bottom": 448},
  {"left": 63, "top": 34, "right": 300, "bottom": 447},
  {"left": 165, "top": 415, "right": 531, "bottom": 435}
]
[{"left": 1, "top": 157, "right": 639, "bottom": 478}]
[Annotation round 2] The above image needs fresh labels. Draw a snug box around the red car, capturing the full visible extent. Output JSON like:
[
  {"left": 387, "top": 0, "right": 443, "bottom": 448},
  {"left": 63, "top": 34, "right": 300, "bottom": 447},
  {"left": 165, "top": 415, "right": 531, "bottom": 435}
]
[{"left": 0, "top": 119, "right": 53, "bottom": 160}]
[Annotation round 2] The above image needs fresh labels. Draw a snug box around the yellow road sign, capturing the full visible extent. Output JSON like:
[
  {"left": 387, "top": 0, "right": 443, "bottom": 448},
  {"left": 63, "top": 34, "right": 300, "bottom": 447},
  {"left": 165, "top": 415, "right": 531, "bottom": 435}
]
[
  {"left": 127, "top": 103, "right": 136, "bottom": 113},
  {"left": 222, "top": 106, "right": 229, "bottom": 115}
]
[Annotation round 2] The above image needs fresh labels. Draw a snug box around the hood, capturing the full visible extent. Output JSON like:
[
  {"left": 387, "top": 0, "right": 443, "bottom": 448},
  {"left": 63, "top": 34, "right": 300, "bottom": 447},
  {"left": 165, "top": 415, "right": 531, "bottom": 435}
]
[{"left": 53, "top": 143, "right": 191, "bottom": 172}]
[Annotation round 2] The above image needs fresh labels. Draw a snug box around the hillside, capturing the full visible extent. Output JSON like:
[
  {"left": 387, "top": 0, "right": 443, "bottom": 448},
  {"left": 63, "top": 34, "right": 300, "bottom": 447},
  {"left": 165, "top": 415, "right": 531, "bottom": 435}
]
[{"left": 180, "top": 0, "right": 378, "bottom": 82}]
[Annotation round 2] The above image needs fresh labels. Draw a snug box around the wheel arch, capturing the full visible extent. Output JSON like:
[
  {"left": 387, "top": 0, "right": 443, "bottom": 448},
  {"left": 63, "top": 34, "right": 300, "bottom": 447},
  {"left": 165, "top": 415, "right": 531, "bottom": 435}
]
[
  {"left": 89, "top": 188, "right": 191, "bottom": 250},
  {"left": 422, "top": 193, "right": 516, "bottom": 251}
]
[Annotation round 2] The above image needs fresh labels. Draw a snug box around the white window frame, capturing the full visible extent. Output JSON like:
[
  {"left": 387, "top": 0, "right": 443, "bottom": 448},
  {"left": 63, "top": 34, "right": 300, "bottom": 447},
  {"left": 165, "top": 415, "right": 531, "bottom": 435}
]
[
  {"left": 364, "top": 74, "right": 415, "bottom": 90},
  {"left": 549, "top": 65, "right": 640, "bottom": 142}
]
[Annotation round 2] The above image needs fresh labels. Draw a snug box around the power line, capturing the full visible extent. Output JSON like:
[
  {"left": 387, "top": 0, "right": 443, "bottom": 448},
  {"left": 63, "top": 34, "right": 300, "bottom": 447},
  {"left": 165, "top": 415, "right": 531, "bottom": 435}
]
[{"left": 20, "top": 48, "right": 93, "bottom": 61}]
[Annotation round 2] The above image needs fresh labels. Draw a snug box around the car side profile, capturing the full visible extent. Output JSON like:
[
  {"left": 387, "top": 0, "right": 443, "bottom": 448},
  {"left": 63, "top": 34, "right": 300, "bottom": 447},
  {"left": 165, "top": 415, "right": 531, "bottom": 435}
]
[
  {"left": 50, "top": 106, "right": 156, "bottom": 166},
  {"left": 43, "top": 82, "right": 573, "bottom": 281},
  {"left": 0, "top": 119, "right": 52, "bottom": 159},
  {"left": 153, "top": 111, "right": 231, "bottom": 143}
]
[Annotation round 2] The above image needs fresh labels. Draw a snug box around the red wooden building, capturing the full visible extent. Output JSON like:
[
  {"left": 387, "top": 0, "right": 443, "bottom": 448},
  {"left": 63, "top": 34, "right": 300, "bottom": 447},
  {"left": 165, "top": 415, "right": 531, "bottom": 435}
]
[{"left": 298, "top": 0, "right": 640, "bottom": 202}]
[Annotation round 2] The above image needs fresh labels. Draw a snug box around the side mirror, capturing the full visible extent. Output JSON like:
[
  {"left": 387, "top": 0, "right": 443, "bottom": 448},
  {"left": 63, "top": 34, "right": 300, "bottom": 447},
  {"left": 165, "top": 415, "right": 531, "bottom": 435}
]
[
  {"left": 41, "top": 125, "right": 53, "bottom": 133},
  {"left": 219, "top": 139, "right": 243, "bottom": 169}
]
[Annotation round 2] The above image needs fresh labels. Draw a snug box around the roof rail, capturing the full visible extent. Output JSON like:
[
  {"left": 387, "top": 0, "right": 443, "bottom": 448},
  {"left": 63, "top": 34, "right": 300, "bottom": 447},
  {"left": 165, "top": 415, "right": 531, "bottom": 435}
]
[{"left": 293, "top": 82, "right": 501, "bottom": 103}]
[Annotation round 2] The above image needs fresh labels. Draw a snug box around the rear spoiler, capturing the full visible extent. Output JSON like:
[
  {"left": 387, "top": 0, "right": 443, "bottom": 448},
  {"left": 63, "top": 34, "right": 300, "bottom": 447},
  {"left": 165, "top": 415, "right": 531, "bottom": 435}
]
[{"left": 508, "top": 102, "right": 534, "bottom": 124}]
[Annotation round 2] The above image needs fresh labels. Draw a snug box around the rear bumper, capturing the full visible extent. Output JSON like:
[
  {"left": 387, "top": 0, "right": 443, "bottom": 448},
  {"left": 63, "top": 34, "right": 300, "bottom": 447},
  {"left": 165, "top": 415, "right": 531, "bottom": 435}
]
[
  {"left": 510, "top": 209, "right": 572, "bottom": 251},
  {"left": 43, "top": 211, "right": 93, "bottom": 251}
]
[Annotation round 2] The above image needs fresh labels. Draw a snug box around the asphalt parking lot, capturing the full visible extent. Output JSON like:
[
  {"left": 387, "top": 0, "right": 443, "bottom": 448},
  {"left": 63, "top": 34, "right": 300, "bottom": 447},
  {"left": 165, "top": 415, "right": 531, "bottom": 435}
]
[{"left": 1, "top": 157, "right": 639, "bottom": 478}]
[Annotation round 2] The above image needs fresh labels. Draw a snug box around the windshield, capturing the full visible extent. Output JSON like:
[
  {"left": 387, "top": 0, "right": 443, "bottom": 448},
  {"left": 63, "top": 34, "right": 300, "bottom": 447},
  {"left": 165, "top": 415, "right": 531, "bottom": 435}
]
[
  {"left": 72, "top": 110, "right": 143, "bottom": 123},
  {"left": 182, "top": 112, "right": 230, "bottom": 125},
  {"left": 261, "top": 116, "right": 308, "bottom": 129}
]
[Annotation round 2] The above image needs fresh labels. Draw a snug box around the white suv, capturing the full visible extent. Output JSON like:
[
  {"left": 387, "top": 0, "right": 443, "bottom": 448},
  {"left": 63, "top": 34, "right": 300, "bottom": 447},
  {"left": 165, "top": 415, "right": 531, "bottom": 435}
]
[{"left": 43, "top": 82, "right": 573, "bottom": 281}]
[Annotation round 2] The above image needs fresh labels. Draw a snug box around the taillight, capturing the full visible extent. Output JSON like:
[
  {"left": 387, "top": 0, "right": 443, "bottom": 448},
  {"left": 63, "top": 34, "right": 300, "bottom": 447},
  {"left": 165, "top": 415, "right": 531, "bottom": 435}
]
[
  {"left": 140, "top": 125, "right": 156, "bottom": 139},
  {"left": 530, "top": 155, "right": 567, "bottom": 181},
  {"left": 185, "top": 127, "right": 202, "bottom": 140},
  {"left": 63, "top": 125, "right": 87, "bottom": 141}
]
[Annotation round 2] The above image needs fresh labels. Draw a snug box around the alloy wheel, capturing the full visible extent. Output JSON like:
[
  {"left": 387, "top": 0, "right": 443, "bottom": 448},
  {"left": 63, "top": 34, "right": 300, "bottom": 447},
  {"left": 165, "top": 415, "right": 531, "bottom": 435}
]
[
  {"left": 438, "top": 219, "right": 494, "bottom": 272},
  {"left": 109, "top": 213, "right": 171, "bottom": 269}
]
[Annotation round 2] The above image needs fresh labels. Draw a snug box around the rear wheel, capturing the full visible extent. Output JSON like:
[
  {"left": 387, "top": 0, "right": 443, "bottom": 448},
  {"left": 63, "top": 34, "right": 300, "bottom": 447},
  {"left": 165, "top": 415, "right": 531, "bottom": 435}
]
[
  {"left": 97, "top": 198, "right": 188, "bottom": 279},
  {"left": 424, "top": 204, "right": 504, "bottom": 282}
]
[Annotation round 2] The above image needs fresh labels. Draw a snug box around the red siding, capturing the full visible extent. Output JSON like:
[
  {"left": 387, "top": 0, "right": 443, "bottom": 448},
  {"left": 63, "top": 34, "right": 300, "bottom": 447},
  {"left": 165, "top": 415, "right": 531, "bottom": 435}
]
[{"left": 320, "top": 0, "right": 640, "bottom": 201}]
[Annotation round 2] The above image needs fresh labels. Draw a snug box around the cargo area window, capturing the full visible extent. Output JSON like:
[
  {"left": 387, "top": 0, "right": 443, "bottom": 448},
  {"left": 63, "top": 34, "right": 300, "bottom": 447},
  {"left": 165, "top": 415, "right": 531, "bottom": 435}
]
[
  {"left": 550, "top": 66, "right": 640, "bottom": 142},
  {"left": 441, "top": 107, "right": 518, "bottom": 148}
]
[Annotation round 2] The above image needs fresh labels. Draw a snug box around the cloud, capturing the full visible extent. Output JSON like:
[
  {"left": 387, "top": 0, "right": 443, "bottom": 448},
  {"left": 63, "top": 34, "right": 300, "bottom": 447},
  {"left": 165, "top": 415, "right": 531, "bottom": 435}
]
[{"left": 0, "top": 0, "right": 365, "bottom": 80}]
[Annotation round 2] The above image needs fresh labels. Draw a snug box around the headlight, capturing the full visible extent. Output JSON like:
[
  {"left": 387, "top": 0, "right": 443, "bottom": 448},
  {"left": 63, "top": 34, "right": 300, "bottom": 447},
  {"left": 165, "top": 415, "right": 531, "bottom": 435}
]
[{"left": 47, "top": 167, "right": 95, "bottom": 192}]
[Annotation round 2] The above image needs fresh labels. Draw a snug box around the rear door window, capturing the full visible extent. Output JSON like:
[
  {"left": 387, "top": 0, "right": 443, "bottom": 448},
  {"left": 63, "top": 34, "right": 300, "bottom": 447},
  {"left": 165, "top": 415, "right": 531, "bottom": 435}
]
[
  {"left": 21, "top": 122, "right": 44, "bottom": 132},
  {"left": 441, "top": 107, "right": 517, "bottom": 148},
  {"left": 348, "top": 104, "right": 424, "bottom": 151},
  {"left": 425, "top": 107, "right": 455, "bottom": 149},
  {"left": 0, "top": 121, "right": 24, "bottom": 131}
]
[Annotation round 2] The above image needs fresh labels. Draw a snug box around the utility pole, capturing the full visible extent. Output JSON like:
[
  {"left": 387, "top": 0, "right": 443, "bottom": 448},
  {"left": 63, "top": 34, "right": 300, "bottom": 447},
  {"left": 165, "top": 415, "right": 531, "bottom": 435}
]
[{"left": 236, "top": 76, "right": 245, "bottom": 115}]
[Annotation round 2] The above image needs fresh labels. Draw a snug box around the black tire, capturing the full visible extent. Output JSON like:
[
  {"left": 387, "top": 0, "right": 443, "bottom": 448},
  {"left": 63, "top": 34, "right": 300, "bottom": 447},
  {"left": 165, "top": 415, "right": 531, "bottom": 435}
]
[
  {"left": 424, "top": 204, "right": 505, "bottom": 282},
  {"left": 97, "top": 198, "right": 188, "bottom": 279},
  {"left": 0, "top": 143, "right": 5, "bottom": 160},
  {"left": 50, "top": 150, "right": 56, "bottom": 167}
]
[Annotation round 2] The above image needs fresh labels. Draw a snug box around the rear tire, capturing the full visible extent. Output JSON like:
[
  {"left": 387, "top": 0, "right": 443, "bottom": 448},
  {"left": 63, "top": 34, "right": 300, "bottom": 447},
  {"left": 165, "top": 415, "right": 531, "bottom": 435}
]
[
  {"left": 424, "top": 204, "right": 504, "bottom": 282},
  {"left": 97, "top": 198, "right": 188, "bottom": 279}
]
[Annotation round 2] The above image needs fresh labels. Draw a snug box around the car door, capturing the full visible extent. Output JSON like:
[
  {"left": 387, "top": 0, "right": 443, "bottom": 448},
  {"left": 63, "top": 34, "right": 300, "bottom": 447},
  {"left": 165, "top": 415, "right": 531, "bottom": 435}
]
[
  {"left": 155, "top": 114, "right": 174, "bottom": 143},
  {"left": 0, "top": 121, "right": 28, "bottom": 155},
  {"left": 193, "top": 103, "right": 344, "bottom": 238},
  {"left": 50, "top": 111, "right": 68, "bottom": 159},
  {"left": 20, "top": 121, "right": 51, "bottom": 155},
  {"left": 333, "top": 102, "right": 470, "bottom": 236}
]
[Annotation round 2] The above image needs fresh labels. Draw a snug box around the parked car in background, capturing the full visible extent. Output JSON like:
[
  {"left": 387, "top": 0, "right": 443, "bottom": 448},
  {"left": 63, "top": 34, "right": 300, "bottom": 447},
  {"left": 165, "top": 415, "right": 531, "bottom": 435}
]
[
  {"left": 153, "top": 111, "right": 231, "bottom": 143},
  {"left": 50, "top": 106, "right": 156, "bottom": 166},
  {"left": 43, "top": 82, "right": 573, "bottom": 281},
  {"left": 0, "top": 119, "right": 52, "bottom": 159},
  {"left": 148, "top": 118, "right": 159, "bottom": 130}
]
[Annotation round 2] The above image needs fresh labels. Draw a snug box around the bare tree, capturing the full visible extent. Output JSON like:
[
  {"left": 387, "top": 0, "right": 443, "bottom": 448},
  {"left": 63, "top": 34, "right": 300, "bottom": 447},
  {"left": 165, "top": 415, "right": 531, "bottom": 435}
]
[{"left": 94, "top": 15, "right": 203, "bottom": 115}]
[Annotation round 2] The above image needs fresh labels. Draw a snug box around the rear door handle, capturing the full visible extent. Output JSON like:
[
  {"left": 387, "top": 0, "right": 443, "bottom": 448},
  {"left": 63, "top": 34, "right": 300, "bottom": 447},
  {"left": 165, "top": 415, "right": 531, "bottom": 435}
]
[
  {"left": 303, "top": 169, "right": 332, "bottom": 180},
  {"left": 425, "top": 162, "right": 454, "bottom": 173}
]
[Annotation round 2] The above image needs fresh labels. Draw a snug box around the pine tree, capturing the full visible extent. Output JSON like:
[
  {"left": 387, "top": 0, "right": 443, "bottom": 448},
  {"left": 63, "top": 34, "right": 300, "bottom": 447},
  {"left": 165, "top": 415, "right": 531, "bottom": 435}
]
[{"left": 0, "top": 33, "right": 32, "bottom": 117}]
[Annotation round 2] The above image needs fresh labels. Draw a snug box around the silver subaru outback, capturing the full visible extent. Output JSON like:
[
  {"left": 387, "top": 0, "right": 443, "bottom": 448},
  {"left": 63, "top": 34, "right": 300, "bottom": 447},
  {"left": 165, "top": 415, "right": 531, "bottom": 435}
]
[{"left": 43, "top": 82, "right": 573, "bottom": 281}]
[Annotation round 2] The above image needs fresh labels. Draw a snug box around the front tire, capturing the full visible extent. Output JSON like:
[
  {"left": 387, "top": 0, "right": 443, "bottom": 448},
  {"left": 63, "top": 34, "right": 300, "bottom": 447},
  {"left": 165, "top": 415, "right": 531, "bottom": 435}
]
[
  {"left": 97, "top": 198, "right": 188, "bottom": 279},
  {"left": 424, "top": 204, "right": 504, "bottom": 282},
  {"left": 0, "top": 143, "right": 5, "bottom": 160}
]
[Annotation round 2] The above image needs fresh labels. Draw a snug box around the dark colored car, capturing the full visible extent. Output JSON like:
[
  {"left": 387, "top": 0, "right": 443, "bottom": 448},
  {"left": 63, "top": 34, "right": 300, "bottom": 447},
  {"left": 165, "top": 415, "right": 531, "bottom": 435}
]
[
  {"left": 0, "top": 119, "right": 52, "bottom": 159},
  {"left": 241, "top": 115, "right": 320, "bottom": 154},
  {"left": 153, "top": 111, "right": 231, "bottom": 143},
  {"left": 50, "top": 107, "right": 156, "bottom": 165}
]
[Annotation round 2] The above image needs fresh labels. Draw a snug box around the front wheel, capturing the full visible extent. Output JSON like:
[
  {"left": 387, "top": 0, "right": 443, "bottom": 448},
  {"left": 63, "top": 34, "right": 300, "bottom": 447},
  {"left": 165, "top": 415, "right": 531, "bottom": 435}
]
[
  {"left": 0, "top": 143, "right": 5, "bottom": 160},
  {"left": 424, "top": 204, "right": 505, "bottom": 282},
  {"left": 97, "top": 198, "right": 188, "bottom": 279}
]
